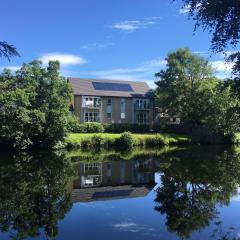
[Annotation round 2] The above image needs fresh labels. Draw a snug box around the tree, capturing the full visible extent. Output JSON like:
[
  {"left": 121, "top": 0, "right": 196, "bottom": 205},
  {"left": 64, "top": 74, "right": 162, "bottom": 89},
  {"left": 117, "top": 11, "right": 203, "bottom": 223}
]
[
  {"left": 155, "top": 48, "right": 214, "bottom": 125},
  {"left": 178, "top": 0, "right": 240, "bottom": 75},
  {"left": 155, "top": 48, "right": 240, "bottom": 135},
  {"left": 0, "top": 60, "right": 72, "bottom": 149},
  {"left": 0, "top": 41, "right": 20, "bottom": 60}
]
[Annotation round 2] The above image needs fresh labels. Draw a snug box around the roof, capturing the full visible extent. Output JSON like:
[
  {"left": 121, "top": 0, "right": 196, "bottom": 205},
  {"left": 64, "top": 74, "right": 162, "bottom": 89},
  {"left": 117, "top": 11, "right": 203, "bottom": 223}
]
[
  {"left": 68, "top": 77, "right": 153, "bottom": 98},
  {"left": 71, "top": 184, "right": 155, "bottom": 203}
]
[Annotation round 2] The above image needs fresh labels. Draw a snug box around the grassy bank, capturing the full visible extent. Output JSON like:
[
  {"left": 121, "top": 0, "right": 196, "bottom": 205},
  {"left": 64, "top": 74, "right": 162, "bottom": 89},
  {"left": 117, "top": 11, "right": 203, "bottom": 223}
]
[{"left": 65, "top": 132, "right": 193, "bottom": 149}]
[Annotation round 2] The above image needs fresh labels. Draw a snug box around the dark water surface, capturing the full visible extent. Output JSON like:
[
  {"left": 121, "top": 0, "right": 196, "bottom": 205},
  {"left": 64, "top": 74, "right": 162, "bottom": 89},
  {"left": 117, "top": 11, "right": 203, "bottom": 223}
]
[{"left": 1, "top": 146, "right": 240, "bottom": 240}]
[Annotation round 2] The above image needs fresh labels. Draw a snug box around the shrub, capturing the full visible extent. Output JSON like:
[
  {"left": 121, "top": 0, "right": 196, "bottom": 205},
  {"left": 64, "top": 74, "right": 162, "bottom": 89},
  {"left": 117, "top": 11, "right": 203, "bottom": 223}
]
[
  {"left": 91, "top": 135, "right": 105, "bottom": 148},
  {"left": 67, "top": 115, "right": 84, "bottom": 133},
  {"left": 115, "top": 132, "right": 135, "bottom": 148},
  {"left": 81, "top": 138, "right": 91, "bottom": 148},
  {"left": 68, "top": 121, "right": 104, "bottom": 133},
  {"left": 104, "top": 123, "right": 150, "bottom": 133},
  {"left": 83, "top": 122, "right": 104, "bottom": 133},
  {"left": 145, "top": 134, "right": 166, "bottom": 146}
]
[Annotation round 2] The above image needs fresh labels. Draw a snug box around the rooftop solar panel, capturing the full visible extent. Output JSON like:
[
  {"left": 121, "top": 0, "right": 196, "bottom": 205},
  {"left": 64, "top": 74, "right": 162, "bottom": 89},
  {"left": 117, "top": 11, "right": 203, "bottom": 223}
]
[{"left": 92, "top": 82, "right": 134, "bottom": 92}]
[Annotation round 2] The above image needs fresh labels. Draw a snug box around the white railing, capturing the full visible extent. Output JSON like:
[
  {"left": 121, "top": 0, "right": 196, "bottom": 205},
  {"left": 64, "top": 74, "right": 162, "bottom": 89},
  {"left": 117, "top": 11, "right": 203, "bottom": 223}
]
[{"left": 82, "top": 100, "right": 101, "bottom": 108}]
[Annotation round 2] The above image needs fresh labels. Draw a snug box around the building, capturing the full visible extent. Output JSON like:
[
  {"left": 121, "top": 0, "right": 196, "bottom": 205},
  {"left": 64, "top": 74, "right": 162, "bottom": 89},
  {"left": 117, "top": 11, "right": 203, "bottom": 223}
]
[{"left": 68, "top": 78, "right": 154, "bottom": 124}]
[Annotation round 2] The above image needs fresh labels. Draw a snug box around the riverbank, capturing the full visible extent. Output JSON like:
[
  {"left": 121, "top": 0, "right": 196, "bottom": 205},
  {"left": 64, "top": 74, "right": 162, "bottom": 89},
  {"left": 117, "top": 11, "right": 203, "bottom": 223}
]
[{"left": 65, "top": 132, "right": 194, "bottom": 149}]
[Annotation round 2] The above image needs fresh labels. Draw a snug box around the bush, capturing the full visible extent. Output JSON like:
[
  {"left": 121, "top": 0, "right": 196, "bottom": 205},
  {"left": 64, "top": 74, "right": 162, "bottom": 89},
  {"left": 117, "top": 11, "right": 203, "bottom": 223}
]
[
  {"left": 91, "top": 135, "right": 105, "bottom": 148},
  {"left": 67, "top": 115, "right": 83, "bottom": 133},
  {"left": 81, "top": 138, "right": 91, "bottom": 148},
  {"left": 83, "top": 122, "right": 104, "bottom": 133},
  {"left": 115, "top": 132, "right": 135, "bottom": 148},
  {"left": 145, "top": 134, "right": 166, "bottom": 146},
  {"left": 104, "top": 123, "right": 150, "bottom": 133},
  {"left": 68, "top": 120, "right": 104, "bottom": 133}
]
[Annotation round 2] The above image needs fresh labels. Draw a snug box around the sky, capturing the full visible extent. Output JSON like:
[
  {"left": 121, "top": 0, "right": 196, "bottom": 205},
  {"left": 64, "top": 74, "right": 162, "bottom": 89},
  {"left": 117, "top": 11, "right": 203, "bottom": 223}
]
[{"left": 0, "top": 0, "right": 233, "bottom": 88}]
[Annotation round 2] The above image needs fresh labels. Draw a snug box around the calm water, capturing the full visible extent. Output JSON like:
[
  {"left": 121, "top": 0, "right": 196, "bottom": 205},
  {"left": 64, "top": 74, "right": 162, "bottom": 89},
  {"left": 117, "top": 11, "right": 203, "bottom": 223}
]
[{"left": 1, "top": 146, "right": 240, "bottom": 240}]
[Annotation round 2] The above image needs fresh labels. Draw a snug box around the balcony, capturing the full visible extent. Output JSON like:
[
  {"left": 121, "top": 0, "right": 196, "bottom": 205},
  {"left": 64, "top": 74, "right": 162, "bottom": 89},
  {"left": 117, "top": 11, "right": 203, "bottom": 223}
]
[
  {"left": 82, "top": 100, "right": 101, "bottom": 109},
  {"left": 134, "top": 103, "right": 150, "bottom": 111}
]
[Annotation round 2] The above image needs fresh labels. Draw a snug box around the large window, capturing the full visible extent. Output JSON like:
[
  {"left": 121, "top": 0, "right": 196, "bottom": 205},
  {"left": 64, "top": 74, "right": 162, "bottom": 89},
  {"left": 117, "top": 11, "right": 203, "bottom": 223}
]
[
  {"left": 107, "top": 98, "right": 112, "bottom": 119},
  {"left": 84, "top": 112, "right": 100, "bottom": 122},
  {"left": 120, "top": 98, "right": 125, "bottom": 119},
  {"left": 135, "top": 99, "right": 150, "bottom": 109},
  {"left": 136, "top": 112, "right": 148, "bottom": 124}
]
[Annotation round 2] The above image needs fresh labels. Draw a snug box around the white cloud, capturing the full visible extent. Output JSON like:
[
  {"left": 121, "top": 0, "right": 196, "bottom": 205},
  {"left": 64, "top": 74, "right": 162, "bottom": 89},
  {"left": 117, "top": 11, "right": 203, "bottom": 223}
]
[
  {"left": 210, "top": 60, "right": 233, "bottom": 78},
  {"left": 112, "top": 17, "right": 161, "bottom": 32},
  {"left": 85, "top": 58, "right": 166, "bottom": 88},
  {"left": 179, "top": 5, "right": 190, "bottom": 14},
  {"left": 39, "top": 53, "right": 86, "bottom": 66},
  {"left": 81, "top": 42, "right": 115, "bottom": 50},
  {"left": 192, "top": 50, "right": 210, "bottom": 57},
  {"left": 0, "top": 65, "right": 21, "bottom": 72},
  {"left": 211, "top": 60, "right": 233, "bottom": 72},
  {"left": 113, "top": 221, "right": 155, "bottom": 233},
  {"left": 179, "top": 3, "right": 201, "bottom": 14}
]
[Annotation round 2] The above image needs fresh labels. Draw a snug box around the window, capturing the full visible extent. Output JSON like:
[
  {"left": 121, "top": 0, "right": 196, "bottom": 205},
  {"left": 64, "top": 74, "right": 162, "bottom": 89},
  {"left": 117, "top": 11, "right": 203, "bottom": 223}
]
[
  {"left": 136, "top": 113, "right": 148, "bottom": 124},
  {"left": 107, "top": 98, "right": 112, "bottom": 105},
  {"left": 120, "top": 98, "right": 125, "bottom": 119},
  {"left": 84, "top": 163, "right": 101, "bottom": 171},
  {"left": 107, "top": 98, "right": 112, "bottom": 119},
  {"left": 135, "top": 99, "right": 150, "bottom": 109},
  {"left": 84, "top": 112, "right": 100, "bottom": 122}
]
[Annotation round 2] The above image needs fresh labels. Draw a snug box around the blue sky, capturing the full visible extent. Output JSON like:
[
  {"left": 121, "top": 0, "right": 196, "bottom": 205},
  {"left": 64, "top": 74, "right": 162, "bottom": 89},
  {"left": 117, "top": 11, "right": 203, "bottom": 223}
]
[{"left": 0, "top": 0, "right": 233, "bottom": 88}]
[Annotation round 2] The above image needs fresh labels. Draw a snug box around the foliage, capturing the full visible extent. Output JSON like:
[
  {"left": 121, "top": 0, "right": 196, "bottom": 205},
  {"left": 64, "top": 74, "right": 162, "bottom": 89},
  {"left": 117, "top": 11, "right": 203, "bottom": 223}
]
[
  {"left": 104, "top": 123, "right": 150, "bottom": 133},
  {"left": 66, "top": 133, "right": 192, "bottom": 149},
  {"left": 91, "top": 135, "right": 105, "bottom": 148},
  {"left": 178, "top": 0, "right": 240, "bottom": 76},
  {"left": 155, "top": 48, "right": 240, "bottom": 136},
  {"left": 0, "top": 41, "right": 19, "bottom": 60},
  {"left": 0, "top": 61, "right": 72, "bottom": 149},
  {"left": 115, "top": 132, "right": 135, "bottom": 149},
  {"left": 0, "top": 151, "right": 74, "bottom": 239},
  {"left": 81, "top": 122, "right": 104, "bottom": 133},
  {"left": 68, "top": 119, "right": 104, "bottom": 134},
  {"left": 145, "top": 134, "right": 166, "bottom": 146},
  {"left": 66, "top": 115, "right": 82, "bottom": 132}
]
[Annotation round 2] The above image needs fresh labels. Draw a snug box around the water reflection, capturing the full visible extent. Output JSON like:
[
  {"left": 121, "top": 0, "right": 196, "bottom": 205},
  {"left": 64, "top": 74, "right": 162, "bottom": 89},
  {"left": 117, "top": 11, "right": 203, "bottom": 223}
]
[
  {"left": 0, "top": 151, "right": 74, "bottom": 240},
  {"left": 72, "top": 158, "right": 156, "bottom": 202},
  {"left": 154, "top": 147, "right": 240, "bottom": 239},
  {"left": 0, "top": 147, "right": 240, "bottom": 240}
]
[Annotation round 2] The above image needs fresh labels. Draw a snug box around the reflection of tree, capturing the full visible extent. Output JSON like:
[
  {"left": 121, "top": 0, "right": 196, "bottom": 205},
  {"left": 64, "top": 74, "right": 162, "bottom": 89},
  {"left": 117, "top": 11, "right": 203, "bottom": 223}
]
[
  {"left": 0, "top": 151, "right": 74, "bottom": 240},
  {"left": 154, "top": 147, "right": 240, "bottom": 239}
]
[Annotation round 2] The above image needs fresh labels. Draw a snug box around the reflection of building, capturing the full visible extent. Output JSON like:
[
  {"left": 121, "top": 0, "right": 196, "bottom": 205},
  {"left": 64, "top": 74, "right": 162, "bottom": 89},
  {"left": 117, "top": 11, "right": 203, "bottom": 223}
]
[{"left": 71, "top": 159, "right": 156, "bottom": 202}]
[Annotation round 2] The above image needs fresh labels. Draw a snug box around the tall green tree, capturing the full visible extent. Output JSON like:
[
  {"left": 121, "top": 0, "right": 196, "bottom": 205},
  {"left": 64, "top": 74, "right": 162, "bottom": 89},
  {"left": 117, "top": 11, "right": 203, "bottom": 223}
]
[
  {"left": 155, "top": 48, "right": 240, "bottom": 135},
  {"left": 0, "top": 61, "right": 72, "bottom": 149},
  {"left": 177, "top": 0, "right": 240, "bottom": 76}
]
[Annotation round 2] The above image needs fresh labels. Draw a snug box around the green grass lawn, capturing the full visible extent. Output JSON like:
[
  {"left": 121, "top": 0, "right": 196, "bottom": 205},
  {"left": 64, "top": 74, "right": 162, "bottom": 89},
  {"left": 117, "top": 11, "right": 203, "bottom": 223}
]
[{"left": 66, "top": 132, "right": 193, "bottom": 149}]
